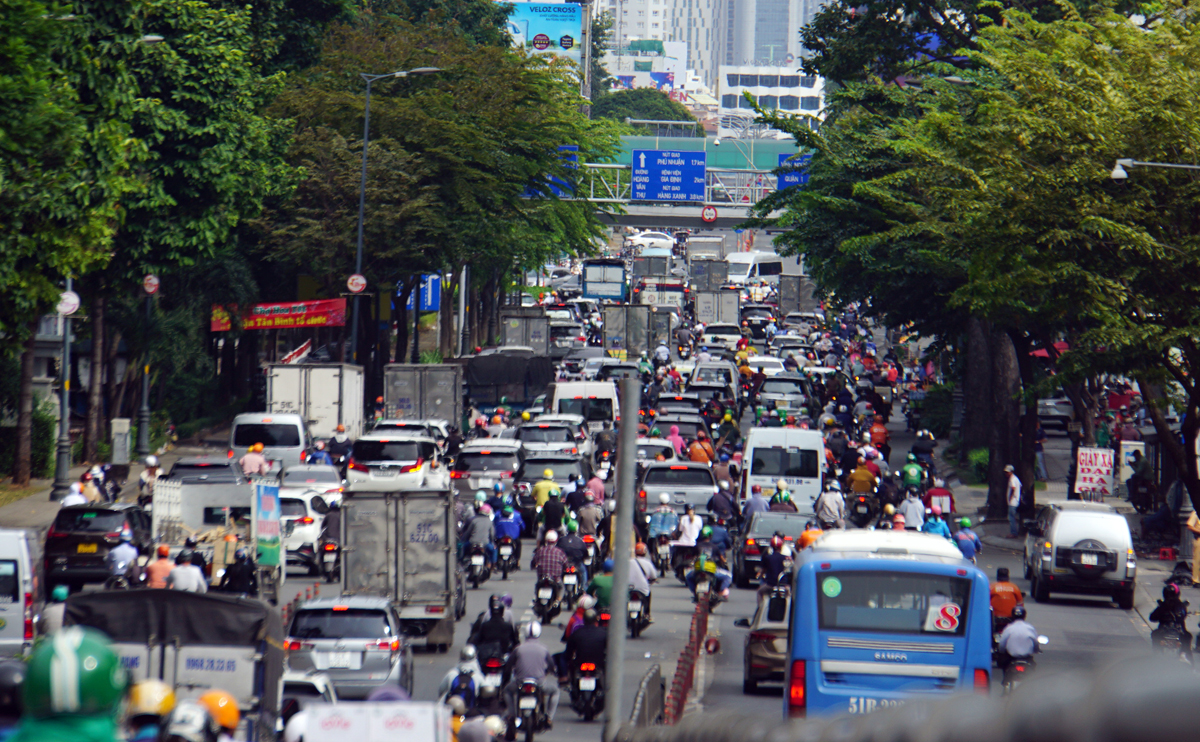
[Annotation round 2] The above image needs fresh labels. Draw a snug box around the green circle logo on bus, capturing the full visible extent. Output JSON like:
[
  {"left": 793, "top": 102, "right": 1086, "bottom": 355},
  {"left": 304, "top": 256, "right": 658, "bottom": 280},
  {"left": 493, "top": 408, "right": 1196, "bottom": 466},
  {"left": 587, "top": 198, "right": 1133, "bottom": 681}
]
[{"left": 822, "top": 577, "right": 842, "bottom": 598}]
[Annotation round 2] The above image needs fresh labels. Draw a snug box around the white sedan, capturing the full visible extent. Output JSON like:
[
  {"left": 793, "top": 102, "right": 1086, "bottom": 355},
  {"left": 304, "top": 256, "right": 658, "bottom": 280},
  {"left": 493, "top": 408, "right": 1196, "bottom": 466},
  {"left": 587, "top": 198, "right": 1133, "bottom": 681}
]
[
  {"left": 627, "top": 231, "right": 675, "bottom": 251},
  {"left": 702, "top": 323, "right": 745, "bottom": 351}
]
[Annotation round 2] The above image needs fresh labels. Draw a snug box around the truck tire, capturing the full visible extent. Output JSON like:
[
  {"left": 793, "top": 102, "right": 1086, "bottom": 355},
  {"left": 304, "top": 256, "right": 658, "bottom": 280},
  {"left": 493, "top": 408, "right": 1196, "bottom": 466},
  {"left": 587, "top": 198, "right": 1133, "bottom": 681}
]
[{"left": 1032, "top": 575, "right": 1050, "bottom": 603}]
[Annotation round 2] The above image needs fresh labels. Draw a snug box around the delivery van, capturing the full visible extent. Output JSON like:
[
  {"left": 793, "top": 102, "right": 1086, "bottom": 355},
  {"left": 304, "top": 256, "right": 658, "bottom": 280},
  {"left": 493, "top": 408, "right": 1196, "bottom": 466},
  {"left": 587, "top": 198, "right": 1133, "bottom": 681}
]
[
  {"left": 0, "top": 530, "right": 36, "bottom": 656},
  {"left": 742, "top": 427, "right": 823, "bottom": 514},
  {"left": 546, "top": 381, "right": 619, "bottom": 432}
]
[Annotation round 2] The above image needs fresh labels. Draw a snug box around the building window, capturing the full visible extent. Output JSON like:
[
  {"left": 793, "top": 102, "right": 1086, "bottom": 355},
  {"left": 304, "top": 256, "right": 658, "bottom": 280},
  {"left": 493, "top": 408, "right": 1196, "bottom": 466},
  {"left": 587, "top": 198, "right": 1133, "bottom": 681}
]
[
  {"left": 759, "top": 74, "right": 779, "bottom": 87},
  {"left": 779, "top": 95, "right": 799, "bottom": 110},
  {"left": 722, "top": 94, "right": 738, "bottom": 107},
  {"left": 726, "top": 73, "right": 739, "bottom": 87},
  {"left": 800, "top": 76, "right": 816, "bottom": 87},
  {"left": 801, "top": 96, "right": 819, "bottom": 110},
  {"left": 739, "top": 74, "right": 759, "bottom": 86},
  {"left": 738, "top": 95, "right": 756, "bottom": 108},
  {"left": 759, "top": 94, "right": 778, "bottom": 108},
  {"left": 779, "top": 75, "right": 799, "bottom": 87}
]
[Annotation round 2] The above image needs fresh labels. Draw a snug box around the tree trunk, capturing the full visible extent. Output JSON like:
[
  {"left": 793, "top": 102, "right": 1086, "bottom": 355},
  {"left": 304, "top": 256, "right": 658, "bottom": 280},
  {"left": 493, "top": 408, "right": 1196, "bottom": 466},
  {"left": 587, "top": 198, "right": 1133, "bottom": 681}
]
[
  {"left": 1009, "top": 330, "right": 1038, "bottom": 517},
  {"left": 986, "top": 329, "right": 1020, "bottom": 518},
  {"left": 104, "top": 327, "right": 121, "bottom": 429},
  {"left": 13, "top": 331, "right": 37, "bottom": 485},
  {"left": 440, "top": 273, "right": 455, "bottom": 358},
  {"left": 219, "top": 334, "right": 236, "bottom": 405},
  {"left": 1139, "top": 378, "right": 1200, "bottom": 510},
  {"left": 395, "top": 281, "right": 415, "bottom": 363},
  {"left": 233, "top": 331, "right": 258, "bottom": 399},
  {"left": 85, "top": 292, "right": 105, "bottom": 463},
  {"left": 960, "top": 316, "right": 993, "bottom": 465}
]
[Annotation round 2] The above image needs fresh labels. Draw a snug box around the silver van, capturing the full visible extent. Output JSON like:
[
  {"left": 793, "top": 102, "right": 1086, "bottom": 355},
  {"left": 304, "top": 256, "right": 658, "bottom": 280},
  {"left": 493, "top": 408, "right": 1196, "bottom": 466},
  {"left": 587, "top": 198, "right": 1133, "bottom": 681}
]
[
  {"left": 1022, "top": 502, "right": 1136, "bottom": 608},
  {"left": 229, "top": 413, "right": 310, "bottom": 471},
  {"left": 0, "top": 530, "right": 36, "bottom": 656}
]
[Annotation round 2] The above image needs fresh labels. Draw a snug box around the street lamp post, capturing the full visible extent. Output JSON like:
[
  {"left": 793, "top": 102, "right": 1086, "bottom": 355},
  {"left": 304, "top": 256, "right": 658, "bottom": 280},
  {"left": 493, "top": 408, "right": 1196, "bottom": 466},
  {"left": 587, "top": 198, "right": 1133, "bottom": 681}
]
[
  {"left": 350, "top": 67, "right": 442, "bottom": 364},
  {"left": 50, "top": 279, "right": 75, "bottom": 500},
  {"left": 1110, "top": 158, "right": 1200, "bottom": 179},
  {"left": 136, "top": 293, "right": 152, "bottom": 455}
]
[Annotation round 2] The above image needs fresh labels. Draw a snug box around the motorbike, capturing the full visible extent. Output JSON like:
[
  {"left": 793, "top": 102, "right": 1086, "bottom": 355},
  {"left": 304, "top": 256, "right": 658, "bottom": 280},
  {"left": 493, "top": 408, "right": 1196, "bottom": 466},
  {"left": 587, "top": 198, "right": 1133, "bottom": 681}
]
[
  {"left": 653, "top": 535, "right": 672, "bottom": 574},
  {"left": 511, "top": 678, "right": 549, "bottom": 742},
  {"left": 561, "top": 564, "right": 583, "bottom": 607},
  {"left": 692, "top": 570, "right": 725, "bottom": 612},
  {"left": 677, "top": 344, "right": 692, "bottom": 361},
  {"left": 533, "top": 577, "right": 561, "bottom": 623},
  {"left": 1001, "top": 636, "right": 1048, "bottom": 694},
  {"left": 497, "top": 537, "right": 517, "bottom": 580},
  {"left": 671, "top": 544, "right": 697, "bottom": 583},
  {"left": 478, "top": 654, "right": 507, "bottom": 712},
  {"left": 596, "top": 449, "right": 614, "bottom": 477},
  {"left": 580, "top": 535, "right": 597, "bottom": 570},
  {"left": 847, "top": 493, "right": 876, "bottom": 528},
  {"left": 319, "top": 539, "right": 340, "bottom": 583},
  {"left": 569, "top": 662, "right": 606, "bottom": 721},
  {"left": 103, "top": 560, "right": 145, "bottom": 591},
  {"left": 466, "top": 544, "right": 492, "bottom": 589},
  {"left": 1153, "top": 624, "right": 1193, "bottom": 664},
  {"left": 627, "top": 589, "right": 649, "bottom": 638}
]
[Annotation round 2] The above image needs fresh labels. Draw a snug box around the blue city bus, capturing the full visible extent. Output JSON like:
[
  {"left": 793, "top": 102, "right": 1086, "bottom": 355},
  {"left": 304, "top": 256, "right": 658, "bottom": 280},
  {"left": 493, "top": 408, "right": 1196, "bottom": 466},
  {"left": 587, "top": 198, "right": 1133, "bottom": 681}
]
[{"left": 785, "top": 531, "right": 992, "bottom": 718}]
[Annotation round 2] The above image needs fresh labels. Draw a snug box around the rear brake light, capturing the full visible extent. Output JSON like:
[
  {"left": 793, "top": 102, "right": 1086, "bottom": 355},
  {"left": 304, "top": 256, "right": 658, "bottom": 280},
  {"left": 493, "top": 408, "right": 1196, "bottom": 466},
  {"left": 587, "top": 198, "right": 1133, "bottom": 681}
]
[
  {"left": 749, "top": 631, "right": 776, "bottom": 643},
  {"left": 485, "top": 657, "right": 504, "bottom": 669},
  {"left": 347, "top": 457, "right": 368, "bottom": 473},
  {"left": 451, "top": 471, "right": 467, "bottom": 479},
  {"left": 299, "top": 517, "right": 314, "bottom": 525},
  {"left": 227, "top": 449, "right": 234, "bottom": 458},
  {"left": 285, "top": 640, "right": 313, "bottom": 651},
  {"left": 426, "top": 605, "right": 446, "bottom": 614},
  {"left": 323, "top": 542, "right": 337, "bottom": 551},
  {"left": 499, "top": 471, "right": 514, "bottom": 478},
  {"left": 23, "top": 593, "right": 32, "bottom": 641},
  {"left": 398, "top": 458, "right": 424, "bottom": 474},
  {"left": 582, "top": 535, "right": 595, "bottom": 544},
  {"left": 332, "top": 605, "right": 349, "bottom": 611},
  {"left": 788, "top": 660, "right": 806, "bottom": 716},
  {"left": 580, "top": 662, "right": 596, "bottom": 671},
  {"left": 639, "top": 490, "right": 646, "bottom": 499},
  {"left": 600, "top": 612, "right": 611, "bottom": 623},
  {"left": 368, "top": 639, "right": 400, "bottom": 651},
  {"left": 47, "top": 525, "right": 67, "bottom": 538},
  {"left": 974, "top": 668, "right": 989, "bottom": 693},
  {"left": 670, "top": 466, "right": 688, "bottom": 470}
]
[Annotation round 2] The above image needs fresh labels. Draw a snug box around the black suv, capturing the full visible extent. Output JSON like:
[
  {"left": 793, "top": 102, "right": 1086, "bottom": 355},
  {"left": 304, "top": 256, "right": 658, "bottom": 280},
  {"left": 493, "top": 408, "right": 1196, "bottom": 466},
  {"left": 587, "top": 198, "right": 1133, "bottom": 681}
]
[{"left": 44, "top": 504, "right": 153, "bottom": 590}]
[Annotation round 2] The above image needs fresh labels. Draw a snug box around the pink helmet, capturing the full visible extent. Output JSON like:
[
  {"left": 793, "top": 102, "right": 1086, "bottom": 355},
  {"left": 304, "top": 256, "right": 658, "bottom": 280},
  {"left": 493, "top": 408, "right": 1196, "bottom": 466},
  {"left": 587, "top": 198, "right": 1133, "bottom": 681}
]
[{"left": 930, "top": 504, "right": 942, "bottom": 516}]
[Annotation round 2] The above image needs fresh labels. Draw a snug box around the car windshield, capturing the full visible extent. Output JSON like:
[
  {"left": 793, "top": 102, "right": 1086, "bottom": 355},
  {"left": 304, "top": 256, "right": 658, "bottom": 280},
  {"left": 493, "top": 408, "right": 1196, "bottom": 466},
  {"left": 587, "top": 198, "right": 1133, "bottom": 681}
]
[
  {"left": 660, "top": 420, "right": 704, "bottom": 439},
  {"left": 291, "top": 608, "right": 392, "bottom": 639},
  {"left": 280, "top": 499, "right": 308, "bottom": 518},
  {"left": 373, "top": 423, "right": 431, "bottom": 437},
  {"left": 761, "top": 378, "right": 806, "bottom": 395},
  {"left": 637, "top": 443, "right": 674, "bottom": 460},
  {"left": 282, "top": 470, "right": 340, "bottom": 485},
  {"left": 351, "top": 440, "right": 426, "bottom": 462},
  {"left": 817, "top": 571, "right": 971, "bottom": 637},
  {"left": 168, "top": 463, "right": 236, "bottom": 480},
  {"left": 750, "top": 447, "right": 820, "bottom": 478},
  {"left": 233, "top": 423, "right": 301, "bottom": 447},
  {"left": 742, "top": 308, "right": 774, "bottom": 319},
  {"left": 693, "top": 368, "right": 732, "bottom": 383},
  {"left": 707, "top": 325, "right": 740, "bottom": 336},
  {"left": 749, "top": 513, "right": 810, "bottom": 538},
  {"left": 727, "top": 262, "right": 751, "bottom": 277},
  {"left": 518, "top": 426, "right": 574, "bottom": 444},
  {"left": 557, "top": 397, "right": 614, "bottom": 421},
  {"left": 524, "top": 461, "right": 583, "bottom": 480},
  {"left": 53, "top": 510, "right": 126, "bottom": 533},
  {"left": 643, "top": 467, "right": 714, "bottom": 486},
  {"left": 551, "top": 325, "right": 580, "bottom": 338},
  {"left": 545, "top": 310, "right": 573, "bottom": 321},
  {"left": 455, "top": 452, "right": 519, "bottom": 472}
]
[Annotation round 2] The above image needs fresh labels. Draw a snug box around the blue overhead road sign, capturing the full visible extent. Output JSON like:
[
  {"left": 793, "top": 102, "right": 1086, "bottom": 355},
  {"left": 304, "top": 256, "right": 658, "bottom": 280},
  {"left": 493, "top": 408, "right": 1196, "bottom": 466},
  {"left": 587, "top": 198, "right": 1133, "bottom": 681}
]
[
  {"left": 777, "top": 153, "right": 812, "bottom": 190},
  {"left": 631, "top": 149, "right": 706, "bottom": 202}
]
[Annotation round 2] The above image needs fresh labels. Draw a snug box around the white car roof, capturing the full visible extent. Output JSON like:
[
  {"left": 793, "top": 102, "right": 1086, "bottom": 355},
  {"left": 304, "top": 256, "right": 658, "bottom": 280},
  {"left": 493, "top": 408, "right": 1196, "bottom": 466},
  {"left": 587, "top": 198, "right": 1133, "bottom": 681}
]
[{"left": 356, "top": 432, "right": 437, "bottom": 444}]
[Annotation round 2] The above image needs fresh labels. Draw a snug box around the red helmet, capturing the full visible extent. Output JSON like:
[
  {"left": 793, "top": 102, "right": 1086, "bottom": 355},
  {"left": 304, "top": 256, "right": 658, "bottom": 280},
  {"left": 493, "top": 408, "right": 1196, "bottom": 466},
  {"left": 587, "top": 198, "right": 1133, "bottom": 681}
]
[
  {"left": 771, "top": 536, "right": 784, "bottom": 550},
  {"left": 475, "top": 418, "right": 486, "bottom": 427},
  {"left": 751, "top": 484, "right": 762, "bottom": 494}
]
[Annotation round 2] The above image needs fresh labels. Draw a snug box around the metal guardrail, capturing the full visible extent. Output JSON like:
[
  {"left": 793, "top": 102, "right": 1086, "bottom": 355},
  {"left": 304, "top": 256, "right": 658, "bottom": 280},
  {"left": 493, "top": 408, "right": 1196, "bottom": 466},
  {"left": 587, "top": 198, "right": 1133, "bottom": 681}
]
[
  {"left": 614, "top": 658, "right": 1200, "bottom": 742},
  {"left": 629, "top": 663, "right": 665, "bottom": 727},
  {"left": 663, "top": 593, "right": 710, "bottom": 724},
  {"left": 581, "top": 164, "right": 776, "bottom": 206}
]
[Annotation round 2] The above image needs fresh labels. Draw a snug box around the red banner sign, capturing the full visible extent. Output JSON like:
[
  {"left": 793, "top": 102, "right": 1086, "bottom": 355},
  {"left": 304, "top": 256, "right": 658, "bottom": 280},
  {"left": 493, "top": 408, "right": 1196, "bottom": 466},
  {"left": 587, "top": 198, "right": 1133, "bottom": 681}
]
[{"left": 211, "top": 298, "right": 347, "bottom": 332}]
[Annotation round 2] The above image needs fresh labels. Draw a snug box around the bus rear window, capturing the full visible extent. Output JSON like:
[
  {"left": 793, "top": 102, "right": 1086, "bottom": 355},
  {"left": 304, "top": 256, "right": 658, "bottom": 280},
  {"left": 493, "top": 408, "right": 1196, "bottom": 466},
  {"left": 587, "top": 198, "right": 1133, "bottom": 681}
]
[
  {"left": 751, "top": 447, "right": 819, "bottom": 478},
  {"left": 817, "top": 571, "right": 971, "bottom": 636},
  {"left": 643, "top": 468, "right": 714, "bottom": 487}
]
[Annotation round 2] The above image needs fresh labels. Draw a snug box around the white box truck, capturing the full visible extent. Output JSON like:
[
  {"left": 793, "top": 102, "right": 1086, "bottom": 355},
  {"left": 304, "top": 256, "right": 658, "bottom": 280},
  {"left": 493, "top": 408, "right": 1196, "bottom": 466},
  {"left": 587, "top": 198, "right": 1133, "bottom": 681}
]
[{"left": 265, "top": 364, "right": 365, "bottom": 439}]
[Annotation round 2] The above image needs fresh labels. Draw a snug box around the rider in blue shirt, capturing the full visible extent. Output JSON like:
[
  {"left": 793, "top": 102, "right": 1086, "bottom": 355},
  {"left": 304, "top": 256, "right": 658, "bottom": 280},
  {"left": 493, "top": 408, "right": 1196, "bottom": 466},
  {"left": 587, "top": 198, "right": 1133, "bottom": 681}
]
[{"left": 495, "top": 506, "right": 526, "bottom": 563}]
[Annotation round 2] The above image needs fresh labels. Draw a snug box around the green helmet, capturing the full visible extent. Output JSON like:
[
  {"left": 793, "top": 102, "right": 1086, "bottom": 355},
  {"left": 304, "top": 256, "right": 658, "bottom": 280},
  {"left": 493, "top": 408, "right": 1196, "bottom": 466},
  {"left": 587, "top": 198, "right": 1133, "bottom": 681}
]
[
  {"left": 549, "top": 488, "right": 561, "bottom": 498},
  {"left": 907, "top": 453, "right": 917, "bottom": 463},
  {"left": 776, "top": 408, "right": 788, "bottom": 419},
  {"left": 567, "top": 520, "right": 579, "bottom": 533},
  {"left": 475, "top": 491, "right": 487, "bottom": 503},
  {"left": 51, "top": 585, "right": 69, "bottom": 602},
  {"left": 502, "top": 506, "right": 514, "bottom": 516},
  {"left": 700, "top": 525, "right": 713, "bottom": 540},
  {"left": 24, "top": 627, "right": 127, "bottom": 718},
  {"left": 650, "top": 427, "right": 661, "bottom": 437},
  {"left": 959, "top": 518, "right": 971, "bottom": 528}
]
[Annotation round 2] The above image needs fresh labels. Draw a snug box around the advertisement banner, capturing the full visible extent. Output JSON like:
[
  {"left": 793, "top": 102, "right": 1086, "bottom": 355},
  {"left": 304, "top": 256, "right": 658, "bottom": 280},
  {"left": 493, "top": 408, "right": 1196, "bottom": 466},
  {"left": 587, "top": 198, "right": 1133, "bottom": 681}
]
[
  {"left": 307, "top": 702, "right": 450, "bottom": 742},
  {"left": 504, "top": 1, "right": 583, "bottom": 66},
  {"left": 211, "top": 298, "right": 347, "bottom": 332},
  {"left": 254, "top": 484, "right": 282, "bottom": 567},
  {"left": 1074, "top": 446, "right": 1114, "bottom": 502}
]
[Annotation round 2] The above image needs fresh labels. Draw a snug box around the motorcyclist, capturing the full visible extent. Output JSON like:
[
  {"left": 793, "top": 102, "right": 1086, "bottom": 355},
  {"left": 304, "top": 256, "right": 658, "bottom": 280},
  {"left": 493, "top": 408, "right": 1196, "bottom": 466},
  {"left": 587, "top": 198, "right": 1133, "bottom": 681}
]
[
  {"left": 631, "top": 542, "right": 658, "bottom": 620},
  {"left": 217, "top": 548, "right": 257, "bottom": 595},
  {"left": 675, "top": 325, "right": 694, "bottom": 352},
  {"left": 586, "top": 559, "right": 616, "bottom": 610},
  {"left": 758, "top": 536, "right": 790, "bottom": 594},
  {"left": 686, "top": 553, "right": 732, "bottom": 601},
  {"left": 921, "top": 505, "right": 952, "bottom": 540},
  {"left": 593, "top": 424, "right": 617, "bottom": 460},
  {"left": 769, "top": 481, "right": 799, "bottom": 513},
  {"left": 437, "top": 645, "right": 485, "bottom": 707},
  {"left": 538, "top": 488, "right": 566, "bottom": 541},
  {"left": 469, "top": 595, "right": 519, "bottom": 661},
  {"left": 495, "top": 506, "right": 525, "bottom": 564},
  {"left": 326, "top": 424, "right": 352, "bottom": 461},
  {"left": 900, "top": 453, "right": 926, "bottom": 493},
  {"left": 468, "top": 417, "right": 491, "bottom": 440},
  {"left": 897, "top": 489, "right": 925, "bottom": 531},
  {"left": 1149, "top": 583, "right": 1193, "bottom": 654},
  {"left": 531, "top": 469, "right": 559, "bottom": 509},
  {"left": 564, "top": 609, "right": 607, "bottom": 677},
  {"left": 814, "top": 482, "right": 845, "bottom": 530},
  {"left": 197, "top": 689, "right": 239, "bottom": 742},
  {"left": 648, "top": 494, "right": 679, "bottom": 539},
  {"left": 238, "top": 443, "right": 269, "bottom": 477},
  {"left": 503, "top": 622, "right": 559, "bottom": 729},
  {"left": 696, "top": 346, "right": 712, "bottom": 363},
  {"left": 742, "top": 484, "right": 769, "bottom": 517},
  {"left": 576, "top": 493, "right": 603, "bottom": 537},
  {"left": 923, "top": 478, "right": 956, "bottom": 514},
  {"left": 531, "top": 530, "right": 570, "bottom": 593},
  {"left": 145, "top": 545, "right": 174, "bottom": 590},
  {"left": 911, "top": 430, "right": 938, "bottom": 474},
  {"left": 558, "top": 521, "right": 589, "bottom": 582},
  {"left": 653, "top": 343, "right": 671, "bottom": 367},
  {"left": 799, "top": 521, "right": 824, "bottom": 549},
  {"left": 306, "top": 439, "right": 334, "bottom": 465},
  {"left": 126, "top": 679, "right": 175, "bottom": 742},
  {"left": 138, "top": 455, "right": 159, "bottom": 506},
  {"left": 166, "top": 552, "right": 206, "bottom": 593},
  {"left": 953, "top": 518, "right": 982, "bottom": 562},
  {"left": 707, "top": 482, "right": 738, "bottom": 523},
  {"left": 995, "top": 605, "right": 1040, "bottom": 670},
  {"left": 487, "top": 482, "right": 509, "bottom": 515},
  {"left": 868, "top": 415, "right": 891, "bottom": 463},
  {"left": 677, "top": 504, "right": 703, "bottom": 545},
  {"left": 105, "top": 531, "right": 139, "bottom": 579}
]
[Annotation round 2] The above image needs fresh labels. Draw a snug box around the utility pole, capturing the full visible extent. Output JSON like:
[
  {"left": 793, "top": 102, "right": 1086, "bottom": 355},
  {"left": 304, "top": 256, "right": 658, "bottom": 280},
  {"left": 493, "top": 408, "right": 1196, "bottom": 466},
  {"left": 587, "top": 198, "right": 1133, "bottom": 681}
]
[
  {"left": 50, "top": 279, "right": 75, "bottom": 500},
  {"left": 602, "top": 376, "right": 639, "bottom": 742}
]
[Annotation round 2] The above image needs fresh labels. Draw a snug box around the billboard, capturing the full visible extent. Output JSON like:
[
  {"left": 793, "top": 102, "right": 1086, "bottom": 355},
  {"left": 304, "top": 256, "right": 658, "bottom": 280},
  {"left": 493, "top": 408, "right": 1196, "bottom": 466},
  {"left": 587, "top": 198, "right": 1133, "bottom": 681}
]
[
  {"left": 211, "top": 298, "right": 346, "bottom": 332},
  {"left": 504, "top": 1, "right": 583, "bottom": 66}
]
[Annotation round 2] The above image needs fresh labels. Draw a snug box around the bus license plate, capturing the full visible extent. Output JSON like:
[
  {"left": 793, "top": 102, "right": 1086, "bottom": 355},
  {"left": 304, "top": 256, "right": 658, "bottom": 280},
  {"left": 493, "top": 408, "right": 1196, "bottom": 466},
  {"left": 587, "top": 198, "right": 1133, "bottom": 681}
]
[
  {"left": 499, "top": 546, "right": 513, "bottom": 556},
  {"left": 578, "top": 677, "right": 597, "bottom": 691},
  {"left": 471, "top": 555, "right": 485, "bottom": 565},
  {"left": 849, "top": 697, "right": 904, "bottom": 714},
  {"left": 1081, "top": 553, "right": 1098, "bottom": 566}
]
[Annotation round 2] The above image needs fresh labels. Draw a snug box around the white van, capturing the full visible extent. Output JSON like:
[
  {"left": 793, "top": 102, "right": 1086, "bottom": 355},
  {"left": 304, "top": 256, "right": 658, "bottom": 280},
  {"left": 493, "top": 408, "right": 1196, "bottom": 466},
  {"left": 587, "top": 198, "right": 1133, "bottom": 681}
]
[
  {"left": 725, "top": 251, "right": 802, "bottom": 286},
  {"left": 546, "top": 381, "right": 619, "bottom": 432},
  {"left": 229, "top": 413, "right": 310, "bottom": 471},
  {"left": 0, "top": 530, "right": 35, "bottom": 656},
  {"left": 742, "top": 428, "right": 824, "bottom": 513}
]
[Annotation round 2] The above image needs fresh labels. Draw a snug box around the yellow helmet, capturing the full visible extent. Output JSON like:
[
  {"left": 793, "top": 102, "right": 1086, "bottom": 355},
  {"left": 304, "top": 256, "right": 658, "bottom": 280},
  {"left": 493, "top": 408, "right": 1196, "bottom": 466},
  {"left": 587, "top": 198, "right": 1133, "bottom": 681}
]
[
  {"left": 129, "top": 680, "right": 176, "bottom": 718},
  {"left": 543, "top": 468, "right": 554, "bottom": 479},
  {"left": 521, "top": 411, "right": 531, "bottom": 421},
  {"left": 198, "top": 689, "right": 240, "bottom": 730}
]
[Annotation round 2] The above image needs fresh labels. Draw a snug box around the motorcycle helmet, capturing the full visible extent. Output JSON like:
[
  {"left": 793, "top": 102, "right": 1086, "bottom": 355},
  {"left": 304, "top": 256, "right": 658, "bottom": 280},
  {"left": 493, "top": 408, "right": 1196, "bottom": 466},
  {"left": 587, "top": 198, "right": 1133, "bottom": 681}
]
[
  {"left": 751, "top": 484, "right": 762, "bottom": 494},
  {"left": 1164, "top": 584, "right": 1181, "bottom": 600},
  {"left": 658, "top": 492, "right": 671, "bottom": 505},
  {"left": 959, "top": 518, "right": 971, "bottom": 528},
  {"left": 545, "top": 530, "right": 559, "bottom": 543},
  {"left": 718, "top": 480, "right": 730, "bottom": 491},
  {"left": 776, "top": 479, "right": 789, "bottom": 491},
  {"left": 233, "top": 548, "right": 247, "bottom": 562},
  {"left": 50, "top": 585, "right": 68, "bottom": 602},
  {"left": 160, "top": 700, "right": 219, "bottom": 742},
  {"left": 635, "top": 542, "right": 647, "bottom": 556},
  {"left": 157, "top": 544, "right": 171, "bottom": 558},
  {"left": 145, "top": 455, "right": 159, "bottom": 467},
  {"left": 502, "top": 594, "right": 513, "bottom": 608},
  {"left": 474, "top": 491, "right": 487, "bottom": 504},
  {"left": 827, "top": 480, "right": 841, "bottom": 491},
  {"left": 0, "top": 660, "right": 24, "bottom": 719},
  {"left": 771, "top": 535, "right": 784, "bottom": 550},
  {"left": 129, "top": 679, "right": 176, "bottom": 720},
  {"left": 23, "top": 627, "right": 127, "bottom": 718},
  {"left": 526, "top": 621, "right": 542, "bottom": 640},
  {"left": 502, "top": 506, "right": 514, "bottom": 516},
  {"left": 907, "top": 453, "right": 918, "bottom": 463},
  {"left": 197, "top": 690, "right": 239, "bottom": 731},
  {"left": 521, "top": 411, "right": 531, "bottom": 421},
  {"left": 488, "top": 594, "right": 504, "bottom": 615},
  {"left": 493, "top": 482, "right": 505, "bottom": 494},
  {"left": 603, "top": 558, "right": 615, "bottom": 572},
  {"left": 549, "top": 488, "right": 561, "bottom": 499},
  {"left": 460, "top": 645, "right": 478, "bottom": 662},
  {"left": 567, "top": 520, "right": 579, "bottom": 533},
  {"left": 1011, "top": 606, "right": 1027, "bottom": 620},
  {"left": 884, "top": 504, "right": 896, "bottom": 515},
  {"left": 719, "top": 453, "right": 730, "bottom": 463},
  {"left": 930, "top": 504, "right": 942, "bottom": 516},
  {"left": 700, "top": 526, "right": 713, "bottom": 540},
  {"left": 478, "top": 504, "right": 492, "bottom": 516},
  {"left": 650, "top": 427, "right": 662, "bottom": 437},
  {"left": 491, "top": 415, "right": 503, "bottom": 425},
  {"left": 543, "top": 468, "right": 554, "bottom": 479}
]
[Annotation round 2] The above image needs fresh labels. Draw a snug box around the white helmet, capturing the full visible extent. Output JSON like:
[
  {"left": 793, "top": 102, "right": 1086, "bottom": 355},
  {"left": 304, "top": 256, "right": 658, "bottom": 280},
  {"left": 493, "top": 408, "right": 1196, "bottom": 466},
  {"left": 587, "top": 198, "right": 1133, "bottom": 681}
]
[
  {"left": 659, "top": 492, "right": 671, "bottom": 505},
  {"left": 933, "top": 478, "right": 945, "bottom": 488},
  {"left": 605, "top": 499, "right": 617, "bottom": 512},
  {"left": 145, "top": 455, "right": 159, "bottom": 467},
  {"left": 776, "top": 479, "right": 789, "bottom": 491},
  {"left": 526, "top": 621, "right": 542, "bottom": 640},
  {"left": 545, "top": 530, "right": 558, "bottom": 543},
  {"left": 484, "top": 716, "right": 507, "bottom": 736}
]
